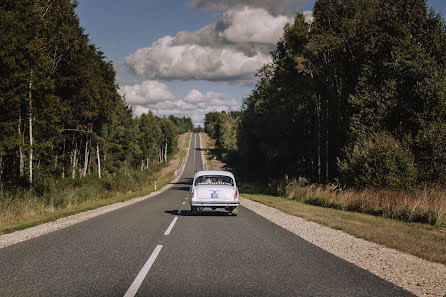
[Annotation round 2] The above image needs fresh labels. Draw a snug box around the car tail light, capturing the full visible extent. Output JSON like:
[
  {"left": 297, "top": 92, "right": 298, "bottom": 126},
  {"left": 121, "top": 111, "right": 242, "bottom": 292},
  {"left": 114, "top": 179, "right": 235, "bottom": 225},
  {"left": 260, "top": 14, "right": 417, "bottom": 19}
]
[
  {"left": 234, "top": 190, "right": 238, "bottom": 198},
  {"left": 191, "top": 190, "right": 195, "bottom": 198}
]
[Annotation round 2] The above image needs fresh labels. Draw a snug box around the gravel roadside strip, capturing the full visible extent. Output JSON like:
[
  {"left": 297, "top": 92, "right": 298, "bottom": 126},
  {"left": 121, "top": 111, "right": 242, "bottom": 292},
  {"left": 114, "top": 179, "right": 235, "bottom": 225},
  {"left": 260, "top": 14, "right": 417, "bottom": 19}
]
[
  {"left": 240, "top": 197, "right": 446, "bottom": 297},
  {"left": 0, "top": 133, "right": 193, "bottom": 250}
]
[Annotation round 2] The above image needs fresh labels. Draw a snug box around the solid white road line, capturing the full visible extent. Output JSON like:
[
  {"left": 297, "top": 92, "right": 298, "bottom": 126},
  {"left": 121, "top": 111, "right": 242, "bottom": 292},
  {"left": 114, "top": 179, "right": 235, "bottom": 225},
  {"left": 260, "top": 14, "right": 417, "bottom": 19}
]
[
  {"left": 123, "top": 245, "right": 163, "bottom": 297},
  {"left": 164, "top": 216, "right": 178, "bottom": 236}
]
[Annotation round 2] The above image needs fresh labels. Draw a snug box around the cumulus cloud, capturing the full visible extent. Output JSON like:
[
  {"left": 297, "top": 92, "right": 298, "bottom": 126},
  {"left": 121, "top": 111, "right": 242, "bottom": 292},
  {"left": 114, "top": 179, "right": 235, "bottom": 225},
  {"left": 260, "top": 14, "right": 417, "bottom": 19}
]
[
  {"left": 188, "top": 0, "right": 309, "bottom": 16},
  {"left": 124, "top": 6, "right": 295, "bottom": 84},
  {"left": 219, "top": 7, "right": 291, "bottom": 44},
  {"left": 302, "top": 10, "right": 314, "bottom": 23},
  {"left": 119, "top": 81, "right": 240, "bottom": 126},
  {"left": 118, "top": 80, "right": 174, "bottom": 105},
  {"left": 125, "top": 35, "right": 271, "bottom": 82}
]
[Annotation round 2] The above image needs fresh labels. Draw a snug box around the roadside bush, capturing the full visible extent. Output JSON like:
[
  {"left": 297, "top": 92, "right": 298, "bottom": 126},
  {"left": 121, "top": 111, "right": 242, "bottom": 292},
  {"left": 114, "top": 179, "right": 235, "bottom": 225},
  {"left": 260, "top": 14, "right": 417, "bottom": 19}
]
[
  {"left": 32, "top": 173, "right": 56, "bottom": 198},
  {"left": 413, "top": 122, "right": 446, "bottom": 184},
  {"left": 339, "top": 133, "right": 417, "bottom": 190}
]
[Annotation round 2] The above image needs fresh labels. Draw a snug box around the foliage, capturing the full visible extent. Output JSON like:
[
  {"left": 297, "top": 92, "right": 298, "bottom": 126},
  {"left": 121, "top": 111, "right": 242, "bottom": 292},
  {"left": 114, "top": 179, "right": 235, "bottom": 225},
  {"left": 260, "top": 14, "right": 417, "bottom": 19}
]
[
  {"left": 339, "top": 133, "right": 417, "bottom": 190},
  {"left": 0, "top": 1, "right": 192, "bottom": 195},
  {"left": 193, "top": 126, "right": 204, "bottom": 133},
  {"left": 168, "top": 115, "right": 193, "bottom": 135},
  {"left": 204, "top": 111, "right": 239, "bottom": 160},
  {"left": 206, "top": 0, "right": 446, "bottom": 189}
]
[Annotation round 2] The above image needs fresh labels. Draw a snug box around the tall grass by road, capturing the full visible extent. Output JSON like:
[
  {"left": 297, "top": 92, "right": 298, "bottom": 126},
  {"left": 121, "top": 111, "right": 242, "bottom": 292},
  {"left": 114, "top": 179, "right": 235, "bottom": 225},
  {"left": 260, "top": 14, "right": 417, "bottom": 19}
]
[
  {"left": 0, "top": 133, "right": 191, "bottom": 234},
  {"left": 277, "top": 178, "right": 446, "bottom": 227}
]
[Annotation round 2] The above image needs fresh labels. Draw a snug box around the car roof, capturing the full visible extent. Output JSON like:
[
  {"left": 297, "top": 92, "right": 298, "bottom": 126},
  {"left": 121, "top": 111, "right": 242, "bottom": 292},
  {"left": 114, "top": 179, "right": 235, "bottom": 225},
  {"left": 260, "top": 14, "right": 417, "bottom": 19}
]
[{"left": 195, "top": 170, "right": 235, "bottom": 179}]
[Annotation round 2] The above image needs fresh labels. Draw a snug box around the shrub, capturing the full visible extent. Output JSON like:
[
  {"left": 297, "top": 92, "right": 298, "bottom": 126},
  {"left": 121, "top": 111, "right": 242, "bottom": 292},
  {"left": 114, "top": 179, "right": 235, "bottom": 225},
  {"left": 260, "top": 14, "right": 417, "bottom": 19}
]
[
  {"left": 339, "top": 133, "right": 417, "bottom": 190},
  {"left": 32, "top": 173, "right": 56, "bottom": 198},
  {"left": 413, "top": 122, "right": 446, "bottom": 184}
]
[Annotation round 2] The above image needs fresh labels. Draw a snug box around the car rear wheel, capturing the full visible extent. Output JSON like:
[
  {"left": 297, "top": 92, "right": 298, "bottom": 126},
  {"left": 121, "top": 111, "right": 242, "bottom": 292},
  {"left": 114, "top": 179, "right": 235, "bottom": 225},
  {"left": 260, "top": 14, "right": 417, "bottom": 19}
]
[{"left": 191, "top": 206, "right": 197, "bottom": 215}]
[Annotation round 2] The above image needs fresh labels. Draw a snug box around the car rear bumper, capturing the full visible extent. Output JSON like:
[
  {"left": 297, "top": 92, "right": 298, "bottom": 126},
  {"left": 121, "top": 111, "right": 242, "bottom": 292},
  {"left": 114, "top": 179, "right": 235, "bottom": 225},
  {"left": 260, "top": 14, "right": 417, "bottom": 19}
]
[{"left": 190, "top": 201, "right": 239, "bottom": 207}]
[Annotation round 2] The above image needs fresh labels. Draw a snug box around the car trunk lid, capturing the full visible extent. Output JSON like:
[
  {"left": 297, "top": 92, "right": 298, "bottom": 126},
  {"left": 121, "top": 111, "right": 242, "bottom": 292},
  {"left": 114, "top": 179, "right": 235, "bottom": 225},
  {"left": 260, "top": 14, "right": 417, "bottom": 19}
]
[{"left": 195, "top": 185, "right": 236, "bottom": 201}]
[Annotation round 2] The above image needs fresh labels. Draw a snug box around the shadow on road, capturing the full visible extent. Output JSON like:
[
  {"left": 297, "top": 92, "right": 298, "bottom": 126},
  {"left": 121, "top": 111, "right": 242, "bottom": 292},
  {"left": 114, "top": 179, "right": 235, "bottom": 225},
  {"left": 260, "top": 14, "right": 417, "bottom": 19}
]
[
  {"left": 171, "top": 178, "right": 192, "bottom": 192},
  {"left": 172, "top": 186, "right": 191, "bottom": 192},
  {"left": 171, "top": 178, "right": 193, "bottom": 185},
  {"left": 164, "top": 209, "right": 232, "bottom": 216}
]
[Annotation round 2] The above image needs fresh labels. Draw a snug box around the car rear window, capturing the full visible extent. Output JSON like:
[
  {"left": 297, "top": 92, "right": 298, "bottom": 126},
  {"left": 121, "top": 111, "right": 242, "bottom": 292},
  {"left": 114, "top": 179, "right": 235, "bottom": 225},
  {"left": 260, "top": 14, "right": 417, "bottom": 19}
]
[{"left": 194, "top": 175, "right": 234, "bottom": 186}]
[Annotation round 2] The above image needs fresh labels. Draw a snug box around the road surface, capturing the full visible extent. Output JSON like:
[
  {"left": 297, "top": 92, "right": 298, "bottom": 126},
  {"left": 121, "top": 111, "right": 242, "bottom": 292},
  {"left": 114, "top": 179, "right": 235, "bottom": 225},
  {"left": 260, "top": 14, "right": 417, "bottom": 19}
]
[{"left": 0, "top": 133, "right": 414, "bottom": 296}]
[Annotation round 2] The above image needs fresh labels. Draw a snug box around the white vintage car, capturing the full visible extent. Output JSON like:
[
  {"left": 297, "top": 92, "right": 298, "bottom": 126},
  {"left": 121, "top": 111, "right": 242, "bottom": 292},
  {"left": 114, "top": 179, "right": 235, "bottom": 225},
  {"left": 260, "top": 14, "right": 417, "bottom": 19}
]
[{"left": 190, "top": 170, "right": 239, "bottom": 215}]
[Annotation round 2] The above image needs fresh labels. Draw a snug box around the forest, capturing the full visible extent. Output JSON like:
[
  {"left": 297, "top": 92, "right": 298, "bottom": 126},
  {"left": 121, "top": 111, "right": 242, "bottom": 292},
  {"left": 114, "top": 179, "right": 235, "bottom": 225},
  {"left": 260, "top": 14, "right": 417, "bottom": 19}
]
[
  {"left": 206, "top": 0, "right": 446, "bottom": 191},
  {"left": 0, "top": 0, "right": 193, "bottom": 196}
]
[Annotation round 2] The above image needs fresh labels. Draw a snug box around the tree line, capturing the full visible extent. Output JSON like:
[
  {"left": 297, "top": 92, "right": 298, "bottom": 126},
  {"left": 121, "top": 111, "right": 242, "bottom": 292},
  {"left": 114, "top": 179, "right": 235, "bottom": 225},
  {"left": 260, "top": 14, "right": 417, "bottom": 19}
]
[
  {"left": 205, "top": 0, "right": 446, "bottom": 190},
  {"left": 0, "top": 0, "right": 192, "bottom": 193}
]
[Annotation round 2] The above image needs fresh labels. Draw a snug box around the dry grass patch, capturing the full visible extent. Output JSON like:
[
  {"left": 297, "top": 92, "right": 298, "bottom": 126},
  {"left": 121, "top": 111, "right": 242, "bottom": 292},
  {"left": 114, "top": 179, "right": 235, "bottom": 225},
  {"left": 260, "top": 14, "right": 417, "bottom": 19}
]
[
  {"left": 242, "top": 193, "right": 446, "bottom": 265},
  {"left": 279, "top": 179, "right": 446, "bottom": 227}
]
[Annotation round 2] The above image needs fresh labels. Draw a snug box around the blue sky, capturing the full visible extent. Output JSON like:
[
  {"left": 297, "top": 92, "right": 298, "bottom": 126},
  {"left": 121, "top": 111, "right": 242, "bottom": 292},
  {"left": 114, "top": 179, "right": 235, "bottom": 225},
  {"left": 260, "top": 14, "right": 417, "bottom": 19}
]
[{"left": 75, "top": 0, "right": 446, "bottom": 125}]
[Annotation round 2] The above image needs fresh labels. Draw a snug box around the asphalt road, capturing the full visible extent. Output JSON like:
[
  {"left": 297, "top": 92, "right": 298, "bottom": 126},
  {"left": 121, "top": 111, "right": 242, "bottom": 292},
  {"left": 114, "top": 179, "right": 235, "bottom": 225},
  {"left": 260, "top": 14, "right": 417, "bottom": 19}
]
[{"left": 0, "top": 133, "right": 414, "bottom": 297}]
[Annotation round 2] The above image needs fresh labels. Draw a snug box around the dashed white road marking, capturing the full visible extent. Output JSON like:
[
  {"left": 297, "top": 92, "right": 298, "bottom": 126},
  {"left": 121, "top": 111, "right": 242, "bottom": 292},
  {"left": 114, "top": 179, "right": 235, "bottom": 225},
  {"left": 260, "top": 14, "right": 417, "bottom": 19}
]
[
  {"left": 123, "top": 245, "right": 163, "bottom": 297},
  {"left": 164, "top": 216, "right": 178, "bottom": 236},
  {"left": 182, "top": 202, "right": 185, "bottom": 205}
]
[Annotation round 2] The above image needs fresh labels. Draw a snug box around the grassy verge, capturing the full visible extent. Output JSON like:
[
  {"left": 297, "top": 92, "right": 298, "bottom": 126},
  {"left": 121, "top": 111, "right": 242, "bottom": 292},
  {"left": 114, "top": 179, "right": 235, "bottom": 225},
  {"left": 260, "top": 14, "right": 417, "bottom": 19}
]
[
  {"left": 0, "top": 132, "right": 191, "bottom": 235},
  {"left": 278, "top": 178, "right": 446, "bottom": 227},
  {"left": 242, "top": 192, "right": 446, "bottom": 265}
]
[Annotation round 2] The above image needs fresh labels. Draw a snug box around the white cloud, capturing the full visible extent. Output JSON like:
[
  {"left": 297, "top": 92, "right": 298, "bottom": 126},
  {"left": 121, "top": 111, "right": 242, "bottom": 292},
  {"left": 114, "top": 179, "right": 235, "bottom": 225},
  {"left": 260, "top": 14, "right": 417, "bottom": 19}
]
[
  {"left": 132, "top": 105, "right": 150, "bottom": 117},
  {"left": 302, "top": 10, "right": 314, "bottom": 23},
  {"left": 118, "top": 80, "right": 174, "bottom": 105},
  {"left": 219, "top": 7, "right": 291, "bottom": 44},
  {"left": 188, "top": 0, "right": 309, "bottom": 16},
  {"left": 120, "top": 81, "right": 240, "bottom": 126},
  {"left": 124, "top": 6, "right": 294, "bottom": 84},
  {"left": 125, "top": 34, "right": 272, "bottom": 83}
]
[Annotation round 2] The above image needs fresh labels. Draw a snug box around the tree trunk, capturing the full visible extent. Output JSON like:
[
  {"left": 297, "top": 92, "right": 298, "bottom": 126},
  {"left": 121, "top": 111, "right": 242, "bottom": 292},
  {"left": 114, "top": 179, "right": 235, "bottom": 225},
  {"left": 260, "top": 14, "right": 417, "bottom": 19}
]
[
  {"left": 96, "top": 143, "right": 101, "bottom": 179},
  {"left": 164, "top": 140, "right": 168, "bottom": 162},
  {"left": 18, "top": 115, "right": 24, "bottom": 177},
  {"left": 325, "top": 132, "right": 329, "bottom": 183},
  {"left": 28, "top": 69, "right": 33, "bottom": 185},
  {"left": 316, "top": 94, "right": 321, "bottom": 183},
  {"left": 62, "top": 136, "right": 66, "bottom": 178},
  {"left": 0, "top": 152, "right": 3, "bottom": 192},
  {"left": 82, "top": 136, "right": 89, "bottom": 178},
  {"left": 325, "top": 91, "right": 329, "bottom": 183},
  {"left": 72, "top": 147, "right": 77, "bottom": 179},
  {"left": 141, "top": 160, "right": 144, "bottom": 172}
]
